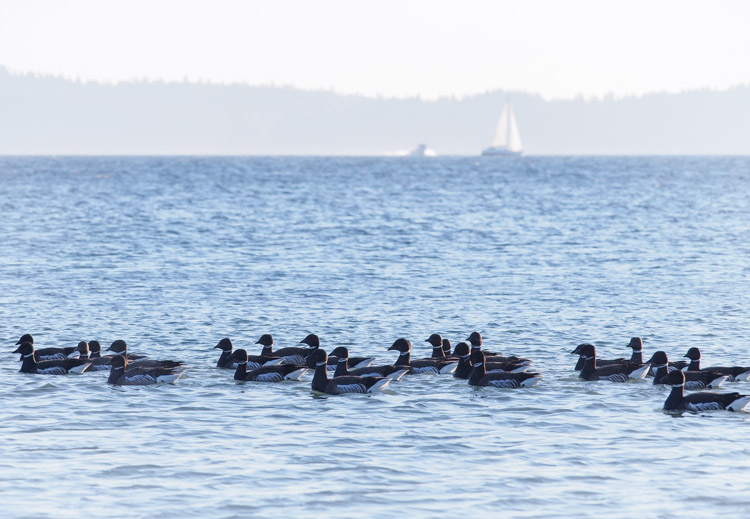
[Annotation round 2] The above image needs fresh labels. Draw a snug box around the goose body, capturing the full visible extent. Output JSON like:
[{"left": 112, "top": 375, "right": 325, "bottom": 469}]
[
  {"left": 466, "top": 331, "right": 531, "bottom": 365},
  {"left": 107, "top": 355, "right": 183, "bottom": 385},
  {"left": 231, "top": 349, "right": 307, "bottom": 381},
  {"left": 452, "top": 342, "right": 529, "bottom": 379},
  {"left": 388, "top": 338, "right": 457, "bottom": 375},
  {"left": 575, "top": 344, "right": 650, "bottom": 382},
  {"left": 468, "top": 350, "right": 542, "bottom": 388},
  {"left": 255, "top": 334, "right": 310, "bottom": 365},
  {"left": 663, "top": 370, "right": 750, "bottom": 412},
  {"left": 73, "top": 341, "right": 112, "bottom": 371},
  {"left": 309, "top": 350, "right": 392, "bottom": 394},
  {"left": 330, "top": 347, "right": 408, "bottom": 381},
  {"left": 214, "top": 338, "right": 284, "bottom": 370},
  {"left": 14, "top": 342, "right": 91, "bottom": 375},
  {"left": 107, "top": 340, "right": 185, "bottom": 370},
  {"left": 14, "top": 334, "right": 78, "bottom": 361},
  {"left": 647, "top": 351, "right": 728, "bottom": 390},
  {"left": 683, "top": 347, "right": 750, "bottom": 382}
]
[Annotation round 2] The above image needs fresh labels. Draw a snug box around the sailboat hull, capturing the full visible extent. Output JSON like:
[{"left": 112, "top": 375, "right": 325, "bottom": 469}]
[{"left": 481, "top": 147, "right": 522, "bottom": 157}]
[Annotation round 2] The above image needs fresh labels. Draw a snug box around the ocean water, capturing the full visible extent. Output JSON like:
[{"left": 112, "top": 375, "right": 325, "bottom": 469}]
[{"left": 1, "top": 156, "right": 750, "bottom": 518}]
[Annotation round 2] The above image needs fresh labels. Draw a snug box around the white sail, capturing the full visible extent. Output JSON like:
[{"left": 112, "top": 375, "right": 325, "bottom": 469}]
[
  {"left": 490, "top": 104, "right": 510, "bottom": 148},
  {"left": 506, "top": 105, "right": 523, "bottom": 152},
  {"left": 483, "top": 102, "right": 523, "bottom": 156}
]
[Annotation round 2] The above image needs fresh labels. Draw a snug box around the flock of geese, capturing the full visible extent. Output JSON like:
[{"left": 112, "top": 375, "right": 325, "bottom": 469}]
[{"left": 11, "top": 332, "right": 750, "bottom": 412}]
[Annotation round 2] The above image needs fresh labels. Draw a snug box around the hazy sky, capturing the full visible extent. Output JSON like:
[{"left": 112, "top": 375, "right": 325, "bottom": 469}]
[{"left": 1, "top": 0, "right": 749, "bottom": 99}]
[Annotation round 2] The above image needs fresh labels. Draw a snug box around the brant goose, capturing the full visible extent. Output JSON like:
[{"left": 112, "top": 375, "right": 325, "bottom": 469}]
[
  {"left": 441, "top": 338, "right": 452, "bottom": 358},
  {"left": 426, "top": 334, "right": 456, "bottom": 360},
  {"left": 309, "top": 349, "right": 392, "bottom": 394},
  {"left": 230, "top": 349, "right": 307, "bottom": 382},
  {"left": 663, "top": 370, "right": 750, "bottom": 412},
  {"left": 256, "top": 334, "right": 310, "bottom": 365},
  {"left": 465, "top": 331, "right": 531, "bottom": 365},
  {"left": 107, "top": 355, "right": 183, "bottom": 385},
  {"left": 300, "top": 334, "right": 374, "bottom": 370},
  {"left": 646, "top": 351, "right": 728, "bottom": 389},
  {"left": 14, "top": 342, "right": 91, "bottom": 375},
  {"left": 388, "top": 338, "right": 457, "bottom": 374},
  {"left": 213, "top": 338, "right": 284, "bottom": 370},
  {"left": 468, "top": 350, "right": 542, "bottom": 388},
  {"left": 73, "top": 341, "right": 112, "bottom": 371},
  {"left": 572, "top": 343, "right": 627, "bottom": 371},
  {"left": 452, "top": 342, "right": 529, "bottom": 379},
  {"left": 619, "top": 338, "right": 687, "bottom": 375},
  {"left": 574, "top": 344, "right": 651, "bottom": 382},
  {"left": 14, "top": 334, "right": 78, "bottom": 361},
  {"left": 106, "top": 340, "right": 185, "bottom": 370},
  {"left": 330, "top": 346, "right": 408, "bottom": 381},
  {"left": 683, "top": 347, "right": 750, "bottom": 382}
]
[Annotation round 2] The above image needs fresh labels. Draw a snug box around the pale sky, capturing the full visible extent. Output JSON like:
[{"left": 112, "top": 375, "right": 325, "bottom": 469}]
[{"left": 1, "top": 0, "right": 749, "bottom": 100}]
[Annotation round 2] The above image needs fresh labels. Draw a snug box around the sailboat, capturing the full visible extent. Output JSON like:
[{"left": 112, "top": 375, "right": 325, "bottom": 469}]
[{"left": 482, "top": 102, "right": 523, "bottom": 157}]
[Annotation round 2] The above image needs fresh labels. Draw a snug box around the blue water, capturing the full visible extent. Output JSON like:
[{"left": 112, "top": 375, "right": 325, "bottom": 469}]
[{"left": 1, "top": 156, "right": 750, "bottom": 518}]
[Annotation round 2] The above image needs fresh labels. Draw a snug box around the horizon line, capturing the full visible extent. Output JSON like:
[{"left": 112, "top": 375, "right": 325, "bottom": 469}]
[
  {"left": 3, "top": 65, "right": 749, "bottom": 104},
  {"left": 2, "top": 153, "right": 749, "bottom": 158}
]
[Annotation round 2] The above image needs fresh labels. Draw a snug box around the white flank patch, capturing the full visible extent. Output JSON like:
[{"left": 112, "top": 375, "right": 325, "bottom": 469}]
[
  {"left": 265, "top": 358, "right": 285, "bottom": 366},
  {"left": 352, "top": 359, "right": 375, "bottom": 369},
  {"left": 387, "top": 370, "right": 408, "bottom": 381},
  {"left": 735, "top": 371, "right": 750, "bottom": 382},
  {"left": 629, "top": 365, "right": 651, "bottom": 379},
  {"left": 67, "top": 351, "right": 81, "bottom": 359},
  {"left": 709, "top": 376, "right": 729, "bottom": 388},
  {"left": 68, "top": 363, "right": 91, "bottom": 374},
  {"left": 285, "top": 368, "right": 307, "bottom": 381},
  {"left": 439, "top": 363, "right": 458, "bottom": 375},
  {"left": 728, "top": 396, "right": 750, "bottom": 412},
  {"left": 368, "top": 378, "right": 392, "bottom": 392},
  {"left": 156, "top": 373, "right": 183, "bottom": 384},
  {"left": 521, "top": 376, "right": 542, "bottom": 387},
  {"left": 511, "top": 366, "right": 528, "bottom": 373}
]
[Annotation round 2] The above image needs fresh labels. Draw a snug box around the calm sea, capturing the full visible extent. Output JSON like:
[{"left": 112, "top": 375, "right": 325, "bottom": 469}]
[{"left": 1, "top": 156, "right": 749, "bottom": 518}]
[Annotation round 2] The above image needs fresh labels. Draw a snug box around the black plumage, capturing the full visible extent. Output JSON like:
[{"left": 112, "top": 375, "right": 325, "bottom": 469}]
[
  {"left": 683, "top": 347, "right": 750, "bottom": 382},
  {"left": 330, "top": 346, "right": 408, "bottom": 380},
  {"left": 575, "top": 344, "right": 651, "bottom": 382},
  {"left": 309, "top": 349, "right": 392, "bottom": 394},
  {"left": 14, "top": 342, "right": 92, "bottom": 375},
  {"left": 663, "top": 370, "right": 750, "bottom": 412},
  {"left": 467, "top": 350, "right": 542, "bottom": 388},
  {"left": 107, "top": 355, "right": 184, "bottom": 385},
  {"left": 230, "top": 349, "right": 307, "bottom": 382},
  {"left": 647, "top": 351, "right": 728, "bottom": 390},
  {"left": 388, "top": 338, "right": 457, "bottom": 374}
]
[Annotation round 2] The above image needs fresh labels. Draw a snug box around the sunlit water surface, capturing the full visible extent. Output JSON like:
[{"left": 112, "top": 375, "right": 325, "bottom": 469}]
[{"left": 1, "top": 156, "right": 750, "bottom": 518}]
